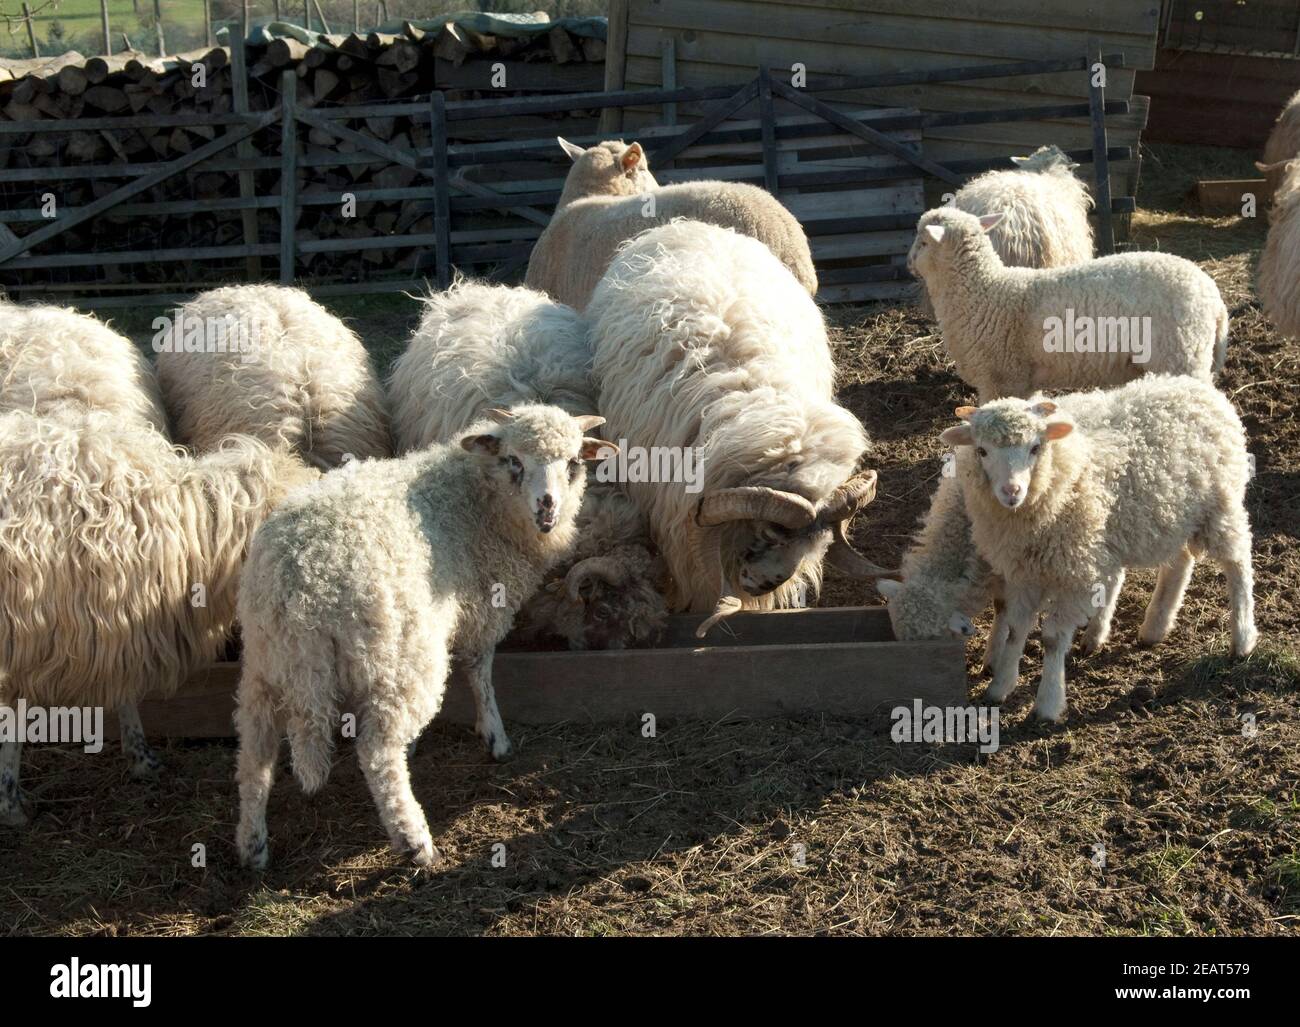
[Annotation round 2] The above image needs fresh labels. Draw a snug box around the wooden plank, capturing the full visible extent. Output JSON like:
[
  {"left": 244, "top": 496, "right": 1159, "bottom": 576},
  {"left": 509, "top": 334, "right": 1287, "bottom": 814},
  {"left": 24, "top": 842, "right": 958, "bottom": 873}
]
[
  {"left": 601, "top": 0, "right": 631, "bottom": 133},
  {"left": 651, "top": 78, "right": 758, "bottom": 166},
  {"left": 661, "top": 36, "right": 678, "bottom": 126},
  {"left": 1197, "top": 178, "right": 1269, "bottom": 214},
  {"left": 817, "top": 280, "right": 918, "bottom": 305},
  {"left": 430, "top": 91, "right": 451, "bottom": 290},
  {"left": 279, "top": 70, "right": 298, "bottom": 284},
  {"left": 105, "top": 607, "right": 966, "bottom": 739},
  {"left": 1088, "top": 43, "right": 1115, "bottom": 256},
  {"left": 758, "top": 65, "right": 778, "bottom": 193},
  {"left": 228, "top": 34, "right": 262, "bottom": 280}
]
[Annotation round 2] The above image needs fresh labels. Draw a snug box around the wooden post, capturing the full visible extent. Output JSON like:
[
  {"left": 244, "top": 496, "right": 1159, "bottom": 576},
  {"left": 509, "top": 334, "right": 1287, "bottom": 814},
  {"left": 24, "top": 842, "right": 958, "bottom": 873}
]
[
  {"left": 661, "top": 37, "right": 677, "bottom": 126},
  {"left": 1087, "top": 45, "right": 1115, "bottom": 255},
  {"left": 380, "top": 0, "right": 388, "bottom": 22},
  {"left": 312, "top": 0, "right": 331, "bottom": 34},
  {"left": 230, "top": 35, "right": 263, "bottom": 280},
  {"left": 758, "top": 66, "right": 778, "bottom": 195},
  {"left": 241, "top": 1, "right": 248, "bottom": 44},
  {"left": 303, "top": 1, "right": 310, "bottom": 33},
  {"left": 153, "top": 0, "right": 165, "bottom": 56},
  {"left": 353, "top": 0, "right": 359, "bottom": 31},
  {"left": 274, "top": 0, "right": 281, "bottom": 20},
  {"left": 600, "top": 0, "right": 629, "bottom": 134},
  {"left": 100, "top": 0, "right": 112, "bottom": 56},
  {"left": 204, "top": 0, "right": 213, "bottom": 47},
  {"left": 280, "top": 70, "right": 299, "bottom": 285},
  {"left": 22, "top": 3, "right": 38, "bottom": 59},
  {"left": 430, "top": 91, "right": 451, "bottom": 290}
]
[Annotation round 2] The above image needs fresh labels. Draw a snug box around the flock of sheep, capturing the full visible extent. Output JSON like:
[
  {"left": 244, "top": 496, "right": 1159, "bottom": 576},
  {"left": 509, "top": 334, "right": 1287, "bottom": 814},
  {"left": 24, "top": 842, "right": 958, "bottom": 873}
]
[{"left": 0, "top": 110, "right": 1288, "bottom": 865}]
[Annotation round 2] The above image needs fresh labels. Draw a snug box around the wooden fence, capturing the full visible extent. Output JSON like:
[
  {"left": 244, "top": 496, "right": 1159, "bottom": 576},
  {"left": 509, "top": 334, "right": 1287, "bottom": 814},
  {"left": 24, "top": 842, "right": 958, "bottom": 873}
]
[{"left": 0, "top": 49, "right": 1136, "bottom": 309}]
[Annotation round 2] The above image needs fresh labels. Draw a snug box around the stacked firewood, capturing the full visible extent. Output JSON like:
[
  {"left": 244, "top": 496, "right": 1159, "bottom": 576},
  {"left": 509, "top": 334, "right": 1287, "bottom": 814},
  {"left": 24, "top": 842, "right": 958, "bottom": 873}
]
[{"left": 0, "top": 22, "right": 603, "bottom": 293}]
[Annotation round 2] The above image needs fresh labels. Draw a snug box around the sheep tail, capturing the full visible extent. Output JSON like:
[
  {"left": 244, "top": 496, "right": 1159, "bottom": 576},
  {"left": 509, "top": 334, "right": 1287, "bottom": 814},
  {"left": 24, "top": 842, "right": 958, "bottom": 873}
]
[{"left": 286, "top": 638, "right": 344, "bottom": 795}]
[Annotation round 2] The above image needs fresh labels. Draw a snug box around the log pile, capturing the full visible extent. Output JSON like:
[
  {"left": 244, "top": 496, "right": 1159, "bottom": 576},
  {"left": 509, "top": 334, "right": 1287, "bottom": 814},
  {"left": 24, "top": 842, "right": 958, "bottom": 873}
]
[{"left": 0, "top": 22, "right": 604, "bottom": 295}]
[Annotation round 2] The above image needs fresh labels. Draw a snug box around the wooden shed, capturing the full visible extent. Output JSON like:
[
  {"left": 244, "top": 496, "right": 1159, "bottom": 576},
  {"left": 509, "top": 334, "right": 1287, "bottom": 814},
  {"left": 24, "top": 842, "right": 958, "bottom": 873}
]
[{"left": 604, "top": 0, "right": 1158, "bottom": 213}]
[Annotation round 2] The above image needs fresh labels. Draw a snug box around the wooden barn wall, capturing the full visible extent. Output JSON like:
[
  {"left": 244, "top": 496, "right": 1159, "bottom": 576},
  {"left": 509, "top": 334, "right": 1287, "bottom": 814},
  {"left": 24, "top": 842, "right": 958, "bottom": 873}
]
[
  {"left": 1136, "top": 49, "right": 1299, "bottom": 150},
  {"left": 610, "top": 0, "right": 1160, "bottom": 200}
]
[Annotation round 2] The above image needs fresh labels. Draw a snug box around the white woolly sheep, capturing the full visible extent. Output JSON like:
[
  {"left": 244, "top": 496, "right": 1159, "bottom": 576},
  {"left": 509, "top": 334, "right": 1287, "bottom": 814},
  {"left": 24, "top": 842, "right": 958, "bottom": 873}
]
[
  {"left": 387, "top": 278, "right": 669, "bottom": 650},
  {"left": 0, "top": 300, "right": 166, "bottom": 430},
  {"left": 909, "top": 207, "right": 1230, "bottom": 401},
  {"left": 0, "top": 409, "right": 317, "bottom": 826},
  {"left": 234, "top": 404, "right": 610, "bottom": 867},
  {"left": 1255, "top": 158, "right": 1300, "bottom": 339},
  {"left": 153, "top": 284, "right": 391, "bottom": 468},
  {"left": 1262, "top": 89, "right": 1300, "bottom": 197},
  {"left": 587, "top": 220, "right": 885, "bottom": 635},
  {"left": 526, "top": 137, "right": 818, "bottom": 310},
  {"left": 940, "top": 374, "right": 1257, "bottom": 723}
]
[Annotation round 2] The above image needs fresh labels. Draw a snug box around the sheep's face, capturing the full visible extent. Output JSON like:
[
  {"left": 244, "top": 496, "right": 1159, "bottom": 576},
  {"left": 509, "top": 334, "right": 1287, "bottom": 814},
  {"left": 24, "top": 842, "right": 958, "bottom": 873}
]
[
  {"left": 734, "top": 522, "right": 832, "bottom": 597},
  {"left": 940, "top": 400, "right": 1074, "bottom": 511},
  {"left": 876, "top": 577, "right": 974, "bottom": 640},
  {"left": 907, "top": 208, "right": 1005, "bottom": 279},
  {"left": 1010, "top": 144, "right": 1077, "bottom": 173},
  {"left": 461, "top": 405, "right": 614, "bottom": 535},
  {"left": 556, "top": 137, "right": 657, "bottom": 201}
]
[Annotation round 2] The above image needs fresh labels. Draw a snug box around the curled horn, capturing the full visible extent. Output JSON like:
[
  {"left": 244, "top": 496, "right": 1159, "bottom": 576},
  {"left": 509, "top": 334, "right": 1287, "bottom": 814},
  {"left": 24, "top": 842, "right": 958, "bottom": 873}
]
[
  {"left": 564, "top": 556, "right": 628, "bottom": 603},
  {"left": 697, "top": 486, "right": 817, "bottom": 529},
  {"left": 688, "top": 521, "right": 746, "bottom": 638},
  {"left": 825, "top": 521, "right": 898, "bottom": 579},
  {"left": 814, "top": 469, "right": 878, "bottom": 524}
]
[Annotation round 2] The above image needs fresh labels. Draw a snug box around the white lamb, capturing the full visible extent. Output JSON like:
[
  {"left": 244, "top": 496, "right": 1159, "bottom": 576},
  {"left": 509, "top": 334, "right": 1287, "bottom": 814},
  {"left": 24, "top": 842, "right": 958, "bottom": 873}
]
[
  {"left": 940, "top": 374, "right": 1257, "bottom": 723},
  {"left": 526, "top": 137, "right": 817, "bottom": 310},
  {"left": 153, "top": 284, "right": 391, "bottom": 468},
  {"left": 233, "top": 404, "right": 609, "bottom": 867},
  {"left": 908, "top": 207, "right": 1230, "bottom": 401},
  {"left": 0, "top": 409, "right": 317, "bottom": 826},
  {"left": 588, "top": 220, "right": 885, "bottom": 635},
  {"left": 387, "top": 279, "right": 669, "bottom": 650},
  {"left": 1255, "top": 158, "right": 1300, "bottom": 339}
]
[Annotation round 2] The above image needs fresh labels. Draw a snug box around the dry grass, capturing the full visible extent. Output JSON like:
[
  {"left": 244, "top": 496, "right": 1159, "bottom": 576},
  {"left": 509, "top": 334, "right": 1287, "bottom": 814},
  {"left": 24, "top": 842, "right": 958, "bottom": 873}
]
[{"left": 2, "top": 146, "right": 1298, "bottom": 937}]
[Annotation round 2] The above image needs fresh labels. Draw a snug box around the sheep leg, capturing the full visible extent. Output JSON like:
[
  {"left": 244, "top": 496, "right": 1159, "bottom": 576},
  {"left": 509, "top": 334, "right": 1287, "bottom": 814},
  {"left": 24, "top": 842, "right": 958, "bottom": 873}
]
[
  {"left": 979, "top": 597, "right": 1008, "bottom": 675},
  {"left": 118, "top": 702, "right": 162, "bottom": 780},
  {"left": 1139, "top": 549, "right": 1195, "bottom": 646},
  {"left": 1033, "top": 612, "right": 1076, "bottom": 724},
  {"left": 0, "top": 738, "right": 26, "bottom": 827},
  {"left": 1222, "top": 554, "right": 1259, "bottom": 657},
  {"left": 356, "top": 725, "right": 438, "bottom": 867},
  {"left": 986, "top": 588, "right": 1039, "bottom": 704},
  {"left": 1080, "top": 568, "right": 1125, "bottom": 656},
  {"left": 234, "top": 677, "right": 281, "bottom": 871},
  {"left": 465, "top": 650, "right": 512, "bottom": 761}
]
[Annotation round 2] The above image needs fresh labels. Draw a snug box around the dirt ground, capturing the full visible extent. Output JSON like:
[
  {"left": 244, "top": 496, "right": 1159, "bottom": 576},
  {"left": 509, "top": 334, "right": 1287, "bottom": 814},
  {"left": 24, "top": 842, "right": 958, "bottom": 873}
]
[{"left": 2, "top": 144, "right": 1298, "bottom": 936}]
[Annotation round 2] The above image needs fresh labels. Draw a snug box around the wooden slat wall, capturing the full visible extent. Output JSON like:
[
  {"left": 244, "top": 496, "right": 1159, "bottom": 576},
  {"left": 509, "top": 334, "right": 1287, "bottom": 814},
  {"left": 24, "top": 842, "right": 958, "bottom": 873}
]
[{"left": 615, "top": 0, "right": 1160, "bottom": 201}]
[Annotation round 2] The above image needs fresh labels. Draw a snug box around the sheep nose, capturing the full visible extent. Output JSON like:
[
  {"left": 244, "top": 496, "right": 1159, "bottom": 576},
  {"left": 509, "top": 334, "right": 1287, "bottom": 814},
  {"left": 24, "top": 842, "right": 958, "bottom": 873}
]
[
  {"left": 540, "top": 493, "right": 554, "bottom": 509},
  {"left": 1001, "top": 482, "right": 1022, "bottom": 499}
]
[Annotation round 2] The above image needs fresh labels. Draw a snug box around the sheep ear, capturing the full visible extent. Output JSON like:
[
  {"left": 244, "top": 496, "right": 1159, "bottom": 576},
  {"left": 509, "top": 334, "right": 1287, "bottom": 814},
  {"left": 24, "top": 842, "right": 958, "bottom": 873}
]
[
  {"left": 461, "top": 433, "right": 501, "bottom": 456},
  {"left": 954, "top": 405, "right": 977, "bottom": 420},
  {"left": 978, "top": 212, "right": 1005, "bottom": 233},
  {"left": 557, "top": 136, "right": 586, "bottom": 163},
  {"left": 876, "top": 578, "right": 903, "bottom": 599},
  {"left": 621, "top": 142, "right": 644, "bottom": 173},
  {"left": 1043, "top": 421, "right": 1073, "bottom": 441},
  {"left": 1255, "top": 160, "right": 1277, "bottom": 173},
  {"left": 485, "top": 408, "right": 514, "bottom": 423},
  {"left": 923, "top": 224, "right": 945, "bottom": 244},
  {"left": 940, "top": 425, "right": 973, "bottom": 447},
  {"left": 582, "top": 438, "right": 618, "bottom": 461},
  {"left": 1009, "top": 155, "right": 1028, "bottom": 165},
  {"left": 573, "top": 414, "right": 605, "bottom": 431},
  {"left": 1029, "top": 400, "right": 1057, "bottom": 417}
]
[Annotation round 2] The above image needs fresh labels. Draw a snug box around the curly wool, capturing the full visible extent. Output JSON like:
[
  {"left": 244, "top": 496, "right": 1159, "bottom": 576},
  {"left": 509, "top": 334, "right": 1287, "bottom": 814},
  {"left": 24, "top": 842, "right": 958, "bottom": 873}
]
[
  {"left": 527, "top": 139, "right": 816, "bottom": 310},
  {"left": 588, "top": 220, "right": 868, "bottom": 614},
  {"left": 912, "top": 207, "right": 1230, "bottom": 401},
  {"left": 0, "top": 300, "right": 166, "bottom": 430},
  {"left": 1262, "top": 89, "right": 1300, "bottom": 196},
  {"left": 0, "top": 408, "right": 317, "bottom": 708},
  {"left": 1258, "top": 159, "right": 1300, "bottom": 339},
  {"left": 387, "top": 279, "right": 667, "bottom": 649},
  {"left": 154, "top": 285, "right": 391, "bottom": 467}
]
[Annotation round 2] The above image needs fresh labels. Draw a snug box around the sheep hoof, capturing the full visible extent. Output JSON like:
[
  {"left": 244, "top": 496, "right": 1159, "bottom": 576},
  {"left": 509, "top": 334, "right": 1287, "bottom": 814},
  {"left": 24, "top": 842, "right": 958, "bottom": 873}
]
[
  {"left": 1233, "top": 629, "right": 1260, "bottom": 658},
  {"left": 238, "top": 832, "right": 270, "bottom": 871},
  {"left": 409, "top": 840, "right": 443, "bottom": 868},
  {"left": 0, "top": 801, "right": 28, "bottom": 827},
  {"left": 1032, "top": 701, "right": 1067, "bottom": 724},
  {"left": 984, "top": 680, "right": 1015, "bottom": 704},
  {"left": 129, "top": 755, "right": 163, "bottom": 781},
  {"left": 487, "top": 735, "right": 514, "bottom": 762}
]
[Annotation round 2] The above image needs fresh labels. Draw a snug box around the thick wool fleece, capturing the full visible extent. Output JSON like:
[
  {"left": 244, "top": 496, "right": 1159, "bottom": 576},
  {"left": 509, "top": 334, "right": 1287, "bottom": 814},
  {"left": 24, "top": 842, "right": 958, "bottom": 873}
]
[
  {"left": 0, "top": 300, "right": 166, "bottom": 430},
  {"left": 155, "top": 284, "right": 391, "bottom": 467},
  {"left": 1258, "top": 160, "right": 1300, "bottom": 339},
  {"left": 387, "top": 278, "right": 667, "bottom": 650},
  {"left": 0, "top": 408, "right": 317, "bottom": 709},
  {"left": 528, "top": 180, "right": 817, "bottom": 310},
  {"left": 911, "top": 207, "right": 1229, "bottom": 401},
  {"left": 1263, "top": 89, "right": 1300, "bottom": 196},
  {"left": 588, "top": 220, "right": 867, "bottom": 614}
]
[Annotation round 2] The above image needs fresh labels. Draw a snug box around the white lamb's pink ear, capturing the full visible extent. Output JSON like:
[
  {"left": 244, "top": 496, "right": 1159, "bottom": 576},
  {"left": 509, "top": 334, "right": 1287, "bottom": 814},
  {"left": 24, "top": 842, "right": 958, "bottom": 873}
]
[
  {"left": 940, "top": 424, "right": 973, "bottom": 447},
  {"left": 461, "top": 432, "right": 501, "bottom": 456},
  {"left": 581, "top": 439, "right": 618, "bottom": 461},
  {"left": 573, "top": 414, "right": 605, "bottom": 432},
  {"left": 621, "top": 142, "right": 645, "bottom": 173},
  {"left": 485, "top": 408, "right": 514, "bottom": 423},
  {"left": 1043, "top": 422, "right": 1073, "bottom": 441},
  {"left": 1029, "top": 400, "right": 1057, "bottom": 417},
  {"left": 954, "top": 405, "right": 977, "bottom": 421},
  {"left": 876, "top": 578, "right": 903, "bottom": 599},
  {"left": 978, "top": 212, "right": 1006, "bottom": 233},
  {"left": 557, "top": 136, "right": 586, "bottom": 163},
  {"left": 924, "top": 224, "right": 946, "bottom": 244}
]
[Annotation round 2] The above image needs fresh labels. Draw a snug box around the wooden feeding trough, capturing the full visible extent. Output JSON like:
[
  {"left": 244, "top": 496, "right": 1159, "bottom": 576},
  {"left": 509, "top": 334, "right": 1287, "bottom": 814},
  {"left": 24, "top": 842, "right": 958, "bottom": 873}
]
[{"left": 104, "top": 606, "right": 968, "bottom": 740}]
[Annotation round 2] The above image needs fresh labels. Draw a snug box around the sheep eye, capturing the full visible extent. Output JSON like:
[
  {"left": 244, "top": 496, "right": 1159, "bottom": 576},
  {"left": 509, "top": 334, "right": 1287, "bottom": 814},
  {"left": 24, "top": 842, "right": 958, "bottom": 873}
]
[
  {"left": 977, "top": 447, "right": 988, "bottom": 458},
  {"left": 505, "top": 456, "right": 523, "bottom": 473},
  {"left": 1030, "top": 443, "right": 1041, "bottom": 456},
  {"left": 568, "top": 458, "right": 581, "bottom": 479}
]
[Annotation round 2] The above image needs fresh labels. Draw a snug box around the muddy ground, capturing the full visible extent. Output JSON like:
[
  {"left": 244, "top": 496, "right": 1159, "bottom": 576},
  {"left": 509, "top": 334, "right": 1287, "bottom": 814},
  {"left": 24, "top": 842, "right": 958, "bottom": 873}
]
[{"left": 1, "top": 144, "right": 1297, "bottom": 936}]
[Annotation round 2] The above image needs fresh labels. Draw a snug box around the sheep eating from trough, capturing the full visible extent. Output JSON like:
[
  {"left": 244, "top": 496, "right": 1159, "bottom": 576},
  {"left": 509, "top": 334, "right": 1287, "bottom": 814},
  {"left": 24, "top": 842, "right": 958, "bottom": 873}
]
[
  {"left": 153, "top": 284, "right": 391, "bottom": 468},
  {"left": 387, "top": 278, "right": 669, "bottom": 650},
  {"left": 525, "top": 137, "right": 818, "bottom": 310},
  {"left": 908, "top": 207, "right": 1230, "bottom": 401},
  {"left": 1255, "top": 158, "right": 1300, "bottom": 340},
  {"left": 233, "top": 404, "right": 612, "bottom": 868},
  {"left": 940, "top": 374, "right": 1257, "bottom": 723},
  {"left": 587, "top": 220, "right": 886, "bottom": 636},
  {"left": 0, "top": 409, "right": 318, "bottom": 827}
]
